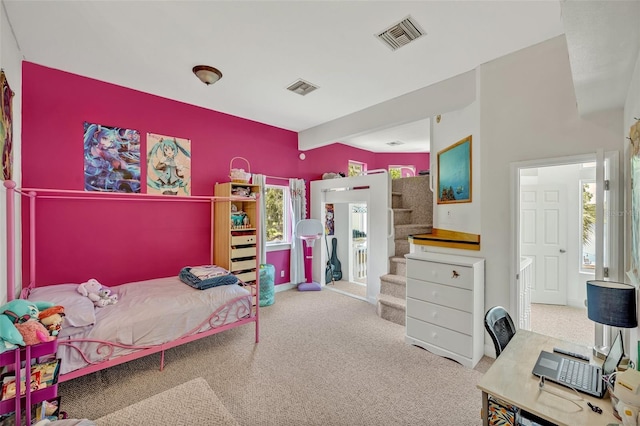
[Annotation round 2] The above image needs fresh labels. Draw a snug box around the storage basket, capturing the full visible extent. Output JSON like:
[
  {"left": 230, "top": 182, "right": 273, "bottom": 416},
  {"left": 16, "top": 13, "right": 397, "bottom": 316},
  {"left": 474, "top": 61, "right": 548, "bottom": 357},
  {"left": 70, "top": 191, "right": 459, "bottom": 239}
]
[{"left": 229, "top": 157, "right": 251, "bottom": 183}]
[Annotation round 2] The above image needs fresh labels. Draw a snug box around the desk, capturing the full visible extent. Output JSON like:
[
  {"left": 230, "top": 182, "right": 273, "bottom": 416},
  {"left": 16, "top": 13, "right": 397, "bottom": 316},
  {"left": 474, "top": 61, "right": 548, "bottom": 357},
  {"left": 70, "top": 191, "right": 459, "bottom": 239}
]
[{"left": 477, "top": 330, "right": 619, "bottom": 426}]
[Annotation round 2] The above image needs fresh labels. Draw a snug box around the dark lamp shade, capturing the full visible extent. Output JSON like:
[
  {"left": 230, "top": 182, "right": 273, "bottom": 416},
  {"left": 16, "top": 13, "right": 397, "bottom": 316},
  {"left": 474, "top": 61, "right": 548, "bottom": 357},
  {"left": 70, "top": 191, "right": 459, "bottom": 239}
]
[{"left": 586, "top": 280, "right": 638, "bottom": 328}]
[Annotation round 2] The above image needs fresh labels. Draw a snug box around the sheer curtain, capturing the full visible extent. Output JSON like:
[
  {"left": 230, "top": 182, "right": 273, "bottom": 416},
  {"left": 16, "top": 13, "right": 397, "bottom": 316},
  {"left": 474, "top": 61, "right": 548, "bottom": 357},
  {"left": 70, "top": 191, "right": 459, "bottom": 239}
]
[
  {"left": 251, "top": 174, "right": 267, "bottom": 265},
  {"left": 289, "top": 178, "right": 307, "bottom": 284}
]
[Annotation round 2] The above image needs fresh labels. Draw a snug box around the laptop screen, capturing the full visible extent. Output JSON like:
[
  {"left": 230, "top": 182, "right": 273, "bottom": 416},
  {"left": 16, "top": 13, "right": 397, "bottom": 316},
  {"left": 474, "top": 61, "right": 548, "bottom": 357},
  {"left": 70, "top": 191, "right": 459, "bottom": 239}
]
[{"left": 602, "top": 330, "right": 624, "bottom": 376}]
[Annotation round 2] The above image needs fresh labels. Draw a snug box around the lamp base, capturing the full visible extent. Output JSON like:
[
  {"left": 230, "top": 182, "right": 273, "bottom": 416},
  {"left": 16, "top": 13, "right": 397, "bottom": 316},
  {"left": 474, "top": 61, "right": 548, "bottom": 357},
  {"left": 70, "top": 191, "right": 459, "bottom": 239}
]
[{"left": 593, "top": 345, "right": 609, "bottom": 360}]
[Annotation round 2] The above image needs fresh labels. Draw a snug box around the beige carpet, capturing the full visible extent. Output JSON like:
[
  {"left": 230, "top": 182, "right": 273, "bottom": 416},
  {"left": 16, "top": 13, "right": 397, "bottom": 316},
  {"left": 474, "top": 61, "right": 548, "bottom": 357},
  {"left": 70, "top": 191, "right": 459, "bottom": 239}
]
[
  {"left": 59, "top": 289, "right": 492, "bottom": 425},
  {"left": 95, "top": 377, "right": 238, "bottom": 426},
  {"left": 530, "top": 303, "right": 594, "bottom": 346},
  {"left": 326, "top": 279, "right": 367, "bottom": 299}
]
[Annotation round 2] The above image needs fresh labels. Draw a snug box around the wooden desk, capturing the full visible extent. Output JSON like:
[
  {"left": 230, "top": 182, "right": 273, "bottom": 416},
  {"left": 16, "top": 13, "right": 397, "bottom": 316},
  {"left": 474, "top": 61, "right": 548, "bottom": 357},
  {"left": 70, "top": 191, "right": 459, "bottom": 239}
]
[{"left": 477, "top": 330, "right": 619, "bottom": 426}]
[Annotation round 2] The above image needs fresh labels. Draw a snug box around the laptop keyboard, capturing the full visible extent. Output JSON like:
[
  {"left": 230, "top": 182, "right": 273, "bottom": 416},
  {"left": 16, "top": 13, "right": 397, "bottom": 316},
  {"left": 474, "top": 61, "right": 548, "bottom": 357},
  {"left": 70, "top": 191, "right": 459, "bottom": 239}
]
[{"left": 558, "top": 359, "right": 597, "bottom": 391}]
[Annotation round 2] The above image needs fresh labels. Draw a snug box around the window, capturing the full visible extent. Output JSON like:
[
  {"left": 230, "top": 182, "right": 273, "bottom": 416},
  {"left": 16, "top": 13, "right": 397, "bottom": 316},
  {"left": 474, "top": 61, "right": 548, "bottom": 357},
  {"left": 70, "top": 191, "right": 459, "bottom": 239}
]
[
  {"left": 580, "top": 180, "right": 596, "bottom": 272},
  {"left": 348, "top": 160, "right": 366, "bottom": 177},
  {"left": 265, "top": 185, "right": 291, "bottom": 246},
  {"left": 389, "top": 165, "right": 416, "bottom": 179}
]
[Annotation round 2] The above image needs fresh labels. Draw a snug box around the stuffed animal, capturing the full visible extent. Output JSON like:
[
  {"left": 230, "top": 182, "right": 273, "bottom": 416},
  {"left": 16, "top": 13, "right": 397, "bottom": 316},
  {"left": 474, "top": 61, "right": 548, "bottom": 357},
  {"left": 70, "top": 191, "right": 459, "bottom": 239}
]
[
  {"left": 15, "top": 319, "right": 54, "bottom": 345},
  {"left": 0, "top": 299, "right": 54, "bottom": 352},
  {"left": 78, "top": 278, "right": 116, "bottom": 308},
  {"left": 38, "top": 305, "right": 65, "bottom": 336},
  {"left": 95, "top": 288, "right": 118, "bottom": 307}
]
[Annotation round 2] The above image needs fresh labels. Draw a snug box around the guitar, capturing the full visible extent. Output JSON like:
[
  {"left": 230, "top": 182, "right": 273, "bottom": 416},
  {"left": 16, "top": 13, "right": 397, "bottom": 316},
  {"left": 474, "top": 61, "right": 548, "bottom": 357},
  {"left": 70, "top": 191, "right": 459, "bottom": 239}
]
[
  {"left": 330, "top": 237, "right": 342, "bottom": 281},
  {"left": 324, "top": 235, "right": 335, "bottom": 284}
]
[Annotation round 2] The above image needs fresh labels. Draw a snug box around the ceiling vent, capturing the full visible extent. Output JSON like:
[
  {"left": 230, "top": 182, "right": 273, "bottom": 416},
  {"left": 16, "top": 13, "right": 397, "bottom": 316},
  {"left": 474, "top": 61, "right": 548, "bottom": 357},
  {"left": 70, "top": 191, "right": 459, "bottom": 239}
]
[
  {"left": 386, "top": 141, "right": 404, "bottom": 146},
  {"left": 376, "top": 16, "right": 425, "bottom": 51},
  {"left": 286, "top": 79, "right": 319, "bottom": 96}
]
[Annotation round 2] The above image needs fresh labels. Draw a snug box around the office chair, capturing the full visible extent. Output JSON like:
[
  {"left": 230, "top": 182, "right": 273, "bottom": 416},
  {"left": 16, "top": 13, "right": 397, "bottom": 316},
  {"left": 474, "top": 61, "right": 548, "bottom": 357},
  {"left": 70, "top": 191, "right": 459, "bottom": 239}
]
[{"left": 484, "top": 306, "right": 516, "bottom": 357}]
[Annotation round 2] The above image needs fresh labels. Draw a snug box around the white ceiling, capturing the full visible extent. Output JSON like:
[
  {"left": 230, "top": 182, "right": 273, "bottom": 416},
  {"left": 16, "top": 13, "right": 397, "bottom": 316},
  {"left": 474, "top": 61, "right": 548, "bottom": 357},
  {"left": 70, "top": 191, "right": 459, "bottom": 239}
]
[{"left": 3, "top": 1, "right": 638, "bottom": 153}]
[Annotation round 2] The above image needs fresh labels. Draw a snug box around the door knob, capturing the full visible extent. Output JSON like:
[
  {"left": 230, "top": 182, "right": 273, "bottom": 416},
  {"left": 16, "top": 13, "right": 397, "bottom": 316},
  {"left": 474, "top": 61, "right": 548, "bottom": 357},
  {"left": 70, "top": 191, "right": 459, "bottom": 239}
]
[{"left": 559, "top": 249, "right": 566, "bottom": 253}]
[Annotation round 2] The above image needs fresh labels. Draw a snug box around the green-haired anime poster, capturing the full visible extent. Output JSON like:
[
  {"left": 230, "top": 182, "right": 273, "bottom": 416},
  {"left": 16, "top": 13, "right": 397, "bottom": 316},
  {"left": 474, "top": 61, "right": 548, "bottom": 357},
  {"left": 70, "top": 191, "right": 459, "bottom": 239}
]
[
  {"left": 147, "top": 133, "right": 191, "bottom": 196},
  {"left": 83, "top": 122, "right": 141, "bottom": 192}
]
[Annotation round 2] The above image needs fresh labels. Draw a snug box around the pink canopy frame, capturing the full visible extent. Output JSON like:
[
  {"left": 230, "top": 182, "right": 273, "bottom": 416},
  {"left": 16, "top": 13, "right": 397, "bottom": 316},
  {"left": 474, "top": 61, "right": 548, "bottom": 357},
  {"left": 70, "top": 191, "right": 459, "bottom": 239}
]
[{"left": 3, "top": 180, "right": 260, "bottom": 382}]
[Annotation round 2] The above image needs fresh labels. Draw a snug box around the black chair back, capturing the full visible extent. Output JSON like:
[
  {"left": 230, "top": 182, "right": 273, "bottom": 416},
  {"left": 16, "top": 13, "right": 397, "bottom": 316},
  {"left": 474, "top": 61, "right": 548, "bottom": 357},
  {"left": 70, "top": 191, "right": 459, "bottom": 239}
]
[{"left": 484, "top": 306, "right": 516, "bottom": 357}]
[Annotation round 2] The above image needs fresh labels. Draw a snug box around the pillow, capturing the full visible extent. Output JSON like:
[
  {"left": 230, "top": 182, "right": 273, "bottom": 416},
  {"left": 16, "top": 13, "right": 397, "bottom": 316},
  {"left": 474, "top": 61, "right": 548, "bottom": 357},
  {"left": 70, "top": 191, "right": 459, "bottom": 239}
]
[{"left": 27, "top": 284, "right": 96, "bottom": 328}]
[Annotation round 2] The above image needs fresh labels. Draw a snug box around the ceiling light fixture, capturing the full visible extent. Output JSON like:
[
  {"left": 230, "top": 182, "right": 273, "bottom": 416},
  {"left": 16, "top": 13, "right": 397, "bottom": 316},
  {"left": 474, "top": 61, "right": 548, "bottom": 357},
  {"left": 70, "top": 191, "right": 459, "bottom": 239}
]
[{"left": 192, "top": 65, "right": 223, "bottom": 85}]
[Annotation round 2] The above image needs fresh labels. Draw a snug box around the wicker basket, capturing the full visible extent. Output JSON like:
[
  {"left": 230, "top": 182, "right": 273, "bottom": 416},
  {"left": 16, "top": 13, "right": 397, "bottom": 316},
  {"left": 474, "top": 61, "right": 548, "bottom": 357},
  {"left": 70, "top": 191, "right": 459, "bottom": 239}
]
[{"left": 229, "top": 157, "right": 251, "bottom": 183}]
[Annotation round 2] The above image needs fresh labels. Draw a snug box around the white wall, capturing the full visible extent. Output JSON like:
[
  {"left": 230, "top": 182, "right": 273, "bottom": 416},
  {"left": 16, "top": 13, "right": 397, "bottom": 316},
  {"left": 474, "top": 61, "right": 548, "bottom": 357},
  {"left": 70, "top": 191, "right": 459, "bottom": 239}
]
[
  {"left": 0, "top": 2, "right": 23, "bottom": 304},
  {"left": 479, "top": 35, "right": 623, "bottom": 317},
  {"left": 624, "top": 41, "right": 640, "bottom": 368},
  {"left": 430, "top": 100, "right": 481, "bottom": 234}
]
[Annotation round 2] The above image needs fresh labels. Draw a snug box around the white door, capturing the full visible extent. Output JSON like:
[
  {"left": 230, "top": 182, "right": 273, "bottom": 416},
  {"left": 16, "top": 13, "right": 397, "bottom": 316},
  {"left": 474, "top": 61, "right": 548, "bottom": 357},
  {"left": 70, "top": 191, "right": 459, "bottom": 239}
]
[{"left": 521, "top": 185, "right": 567, "bottom": 305}]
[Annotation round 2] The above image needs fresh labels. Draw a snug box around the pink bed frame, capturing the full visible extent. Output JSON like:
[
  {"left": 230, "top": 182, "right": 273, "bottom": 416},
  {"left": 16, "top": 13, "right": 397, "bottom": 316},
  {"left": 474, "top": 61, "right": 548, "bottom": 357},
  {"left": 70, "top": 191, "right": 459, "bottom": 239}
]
[{"left": 3, "top": 180, "right": 260, "bottom": 382}]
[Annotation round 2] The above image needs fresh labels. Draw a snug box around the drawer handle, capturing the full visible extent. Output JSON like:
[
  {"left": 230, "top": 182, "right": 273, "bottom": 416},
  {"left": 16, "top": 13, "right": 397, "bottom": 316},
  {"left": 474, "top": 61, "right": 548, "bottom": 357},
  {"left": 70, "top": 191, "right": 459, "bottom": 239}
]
[
  {"left": 452, "top": 270, "right": 459, "bottom": 279},
  {"left": 431, "top": 312, "right": 438, "bottom": 319},
  {"left": 431, "top": 332, "right": 438, "bottom": 340},
  {"left": 432, "top": 291, "right": 438, "bottom": 298}
]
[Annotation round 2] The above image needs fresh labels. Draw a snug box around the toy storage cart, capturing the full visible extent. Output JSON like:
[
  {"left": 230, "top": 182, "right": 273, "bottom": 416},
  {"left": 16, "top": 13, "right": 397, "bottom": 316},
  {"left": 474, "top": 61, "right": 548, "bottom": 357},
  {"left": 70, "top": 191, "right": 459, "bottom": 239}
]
[{"left": 0, "top": 340, "right": 59, "bottom": 425}]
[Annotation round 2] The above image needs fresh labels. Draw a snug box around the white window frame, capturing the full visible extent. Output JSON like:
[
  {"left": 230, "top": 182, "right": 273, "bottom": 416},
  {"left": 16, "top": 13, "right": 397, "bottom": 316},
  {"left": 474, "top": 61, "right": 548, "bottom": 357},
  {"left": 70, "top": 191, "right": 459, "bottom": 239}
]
[
  {"left": 389, "top": 165, "right": 416, "bottom": 178},
  {"left": 580, "top": 179, "right": 596, "bottom": 274},
  {"left": 265, "top": 184, "right": 292, "bottom": 252},
  {"left": 348, "top": 160, "right": 366, "bottom": 177}
]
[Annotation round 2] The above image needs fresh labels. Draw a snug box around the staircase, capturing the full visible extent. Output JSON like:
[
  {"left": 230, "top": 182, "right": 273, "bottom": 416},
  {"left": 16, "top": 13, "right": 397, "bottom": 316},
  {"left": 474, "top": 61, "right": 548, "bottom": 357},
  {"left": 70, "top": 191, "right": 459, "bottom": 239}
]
[{"left": 377, "top": 175, "right": 433, "bottom": 325}]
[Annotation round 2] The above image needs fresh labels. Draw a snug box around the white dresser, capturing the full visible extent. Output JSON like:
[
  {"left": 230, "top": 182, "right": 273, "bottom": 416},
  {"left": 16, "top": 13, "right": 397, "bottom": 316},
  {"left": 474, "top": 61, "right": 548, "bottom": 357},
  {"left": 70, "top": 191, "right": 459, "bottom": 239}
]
[{"left": 405, "top": 252, "right": 485, "bottom": 368}]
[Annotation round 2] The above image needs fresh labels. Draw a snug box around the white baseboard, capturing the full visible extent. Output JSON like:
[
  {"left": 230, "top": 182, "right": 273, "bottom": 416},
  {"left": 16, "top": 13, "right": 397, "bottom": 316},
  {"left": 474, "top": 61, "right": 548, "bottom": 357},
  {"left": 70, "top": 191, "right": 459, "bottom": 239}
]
[{"left": 275, "top": 283, "right": 296, "bottom": 292}]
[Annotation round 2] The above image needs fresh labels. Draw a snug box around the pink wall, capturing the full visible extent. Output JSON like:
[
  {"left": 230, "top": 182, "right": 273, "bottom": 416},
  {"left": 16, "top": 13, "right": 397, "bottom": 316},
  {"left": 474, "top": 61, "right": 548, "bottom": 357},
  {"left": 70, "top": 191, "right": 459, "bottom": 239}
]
[{"left": 20, "top": 62, "right": 429, "bottom": 287}]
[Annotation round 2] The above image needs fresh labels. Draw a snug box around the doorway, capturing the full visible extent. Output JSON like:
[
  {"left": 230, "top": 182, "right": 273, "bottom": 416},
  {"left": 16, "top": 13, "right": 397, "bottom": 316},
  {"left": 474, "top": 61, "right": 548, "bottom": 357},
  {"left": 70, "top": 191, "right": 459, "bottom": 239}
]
[
  {"left": 325, "top": 202, "right": 369, "bottom": 301},
  {"left": 513, "top": 152, "right": 619, "bottom": 347}
]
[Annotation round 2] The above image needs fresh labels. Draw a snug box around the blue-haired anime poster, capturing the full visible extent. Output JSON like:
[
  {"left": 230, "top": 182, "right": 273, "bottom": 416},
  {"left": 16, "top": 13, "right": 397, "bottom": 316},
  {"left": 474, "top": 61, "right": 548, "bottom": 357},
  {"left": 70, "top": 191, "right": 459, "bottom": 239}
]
[
  {"left": 146, "top": 133, "right": 191, "bottom": 196},
  {"left": 83, "top": 122, "right": 141, "bottom": 192}
]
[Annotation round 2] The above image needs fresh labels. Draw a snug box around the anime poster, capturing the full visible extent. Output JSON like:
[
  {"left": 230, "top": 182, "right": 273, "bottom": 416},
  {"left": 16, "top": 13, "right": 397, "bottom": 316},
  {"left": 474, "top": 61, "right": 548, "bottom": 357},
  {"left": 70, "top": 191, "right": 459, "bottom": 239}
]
[
  {"left": 83, "top": 122, "right": 141, "bottom": 192},
  {"left": 325, "top": 203, "right": 335, "bottom": 235},
  {"left": 1, "top": 70, "right": 15, "bottom": 181},
  {"left": 146, "top": 133, "right": 191, "bottom": 196}
]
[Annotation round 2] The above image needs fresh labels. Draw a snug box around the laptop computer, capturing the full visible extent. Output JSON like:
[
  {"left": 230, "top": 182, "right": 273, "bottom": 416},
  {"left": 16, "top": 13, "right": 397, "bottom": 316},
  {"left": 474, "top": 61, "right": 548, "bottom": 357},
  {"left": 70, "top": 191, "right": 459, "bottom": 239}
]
[{"left": 531, "top": 330, "right": 624, "bottom": 398}]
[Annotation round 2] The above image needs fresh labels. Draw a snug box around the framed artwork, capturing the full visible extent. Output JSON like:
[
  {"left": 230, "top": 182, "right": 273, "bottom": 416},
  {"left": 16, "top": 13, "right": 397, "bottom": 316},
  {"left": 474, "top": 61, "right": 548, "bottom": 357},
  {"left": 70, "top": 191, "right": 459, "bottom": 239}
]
[
  {"left": 147, "top": 133, "right": 191, "bottom": 196},
  {"left": 83, "top": 122, "right": 141, "bottom": 192},
  {"left": 437, "top": 135, "right": 472, "bottom": 204},
  {"left": 1, "top": 70, "right": 14, "bottom": 181},
  {"left": 629, "top": 121, "right": 640, "bottom": 284}
]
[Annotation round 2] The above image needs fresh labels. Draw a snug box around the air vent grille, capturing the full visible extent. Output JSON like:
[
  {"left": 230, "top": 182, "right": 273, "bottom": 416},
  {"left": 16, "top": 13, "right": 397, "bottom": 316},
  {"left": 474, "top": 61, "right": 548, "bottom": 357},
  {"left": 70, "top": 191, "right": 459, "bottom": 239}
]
[
  {"left": 376, "top": 16, "right": 425, "bottom": 51},
  {"left": 286, "top": 79, "right": 319, "bottom": 96}
]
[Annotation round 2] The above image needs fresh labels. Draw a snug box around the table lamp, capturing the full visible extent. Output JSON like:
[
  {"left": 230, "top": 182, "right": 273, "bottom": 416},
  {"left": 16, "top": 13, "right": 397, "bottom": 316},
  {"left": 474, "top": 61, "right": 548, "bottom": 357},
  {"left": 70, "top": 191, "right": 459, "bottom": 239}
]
[{"left": 586, "top": 280, "right": 637, "bottom": 359}]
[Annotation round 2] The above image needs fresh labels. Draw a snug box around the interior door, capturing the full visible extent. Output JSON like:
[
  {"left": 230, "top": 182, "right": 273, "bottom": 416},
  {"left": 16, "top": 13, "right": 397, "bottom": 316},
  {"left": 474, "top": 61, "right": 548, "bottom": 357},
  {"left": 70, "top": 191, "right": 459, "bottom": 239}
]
[{"left": 521, "top": 185, "right": 568, "bottom": 305}]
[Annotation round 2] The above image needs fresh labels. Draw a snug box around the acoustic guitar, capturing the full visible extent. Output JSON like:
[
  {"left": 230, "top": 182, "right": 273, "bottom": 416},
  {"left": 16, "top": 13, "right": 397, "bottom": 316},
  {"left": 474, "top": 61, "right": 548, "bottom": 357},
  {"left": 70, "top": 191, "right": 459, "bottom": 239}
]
[{"left": 330, "top": 237, "right": 342, "bottom": 281}]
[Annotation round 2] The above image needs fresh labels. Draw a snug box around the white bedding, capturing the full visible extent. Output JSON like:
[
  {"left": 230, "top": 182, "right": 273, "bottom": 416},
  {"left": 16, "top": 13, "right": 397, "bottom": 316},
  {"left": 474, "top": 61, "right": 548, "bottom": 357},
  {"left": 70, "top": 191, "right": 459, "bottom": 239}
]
[{"left": 29, "top": 276, "right": 251, "bottom": 375}]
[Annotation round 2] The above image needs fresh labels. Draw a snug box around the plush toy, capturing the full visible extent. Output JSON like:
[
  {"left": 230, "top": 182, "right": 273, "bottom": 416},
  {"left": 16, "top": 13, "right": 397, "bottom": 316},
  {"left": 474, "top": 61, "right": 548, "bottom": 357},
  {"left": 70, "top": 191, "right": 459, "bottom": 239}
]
[
  {"left": 95, "top": 288, "right": 118, "bottom": 307},
  {"left": 78, "top": 278, "right": 116, "bottom": 308},
  {"left": 15, "top": 319, "right": 54, "bottom": 345},
  {"left": 0, "top": 299, "right": 54, "bottom": 352},
  {"left": 38, "top": 305, "right": 65, "bottom": 336}
]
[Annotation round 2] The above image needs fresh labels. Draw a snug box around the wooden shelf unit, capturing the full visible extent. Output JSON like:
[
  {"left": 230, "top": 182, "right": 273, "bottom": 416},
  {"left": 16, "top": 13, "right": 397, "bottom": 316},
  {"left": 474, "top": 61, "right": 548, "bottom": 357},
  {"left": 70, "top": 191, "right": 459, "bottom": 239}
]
[{"left": 214, "top": 182, "right": 260, "bottom": 283}]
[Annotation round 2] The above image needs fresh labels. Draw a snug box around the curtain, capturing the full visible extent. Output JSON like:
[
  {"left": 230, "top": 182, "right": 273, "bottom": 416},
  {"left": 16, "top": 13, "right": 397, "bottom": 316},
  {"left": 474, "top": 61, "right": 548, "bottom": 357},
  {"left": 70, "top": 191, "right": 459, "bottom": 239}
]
[
  {"left": 251, "top": 174, "right": 267, "bottom": 265},
  {"left": 289, "top": 178, "right": 307, "bottom": 284}
]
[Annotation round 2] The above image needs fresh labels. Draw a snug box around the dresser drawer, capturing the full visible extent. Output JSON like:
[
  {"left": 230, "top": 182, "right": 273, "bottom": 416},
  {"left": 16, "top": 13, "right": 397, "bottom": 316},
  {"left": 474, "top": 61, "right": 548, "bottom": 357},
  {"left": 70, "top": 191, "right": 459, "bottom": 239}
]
[
  {"left": 231, "top": 246, "right": 256, "bottom": 258},
  {"left": 231, "top": 235, "right": 257, "bottom": 245},
  {"left": 407, "top": 317, "right": 472, "bottom": 358},
  {"left": 231, "top": 259, "right": 256, "bottom": 271},
  {"left": 234, "top": 270, "right": 256, "bottom": 282},
  {"left": 407, "top": 260, "right": 473, "bottom": 290},
  {"left": 406, "top": 298, "right": 472, "bottom": 335},
  {"left": 407, "top": 278, "right": 472, "bottom": 312}
]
